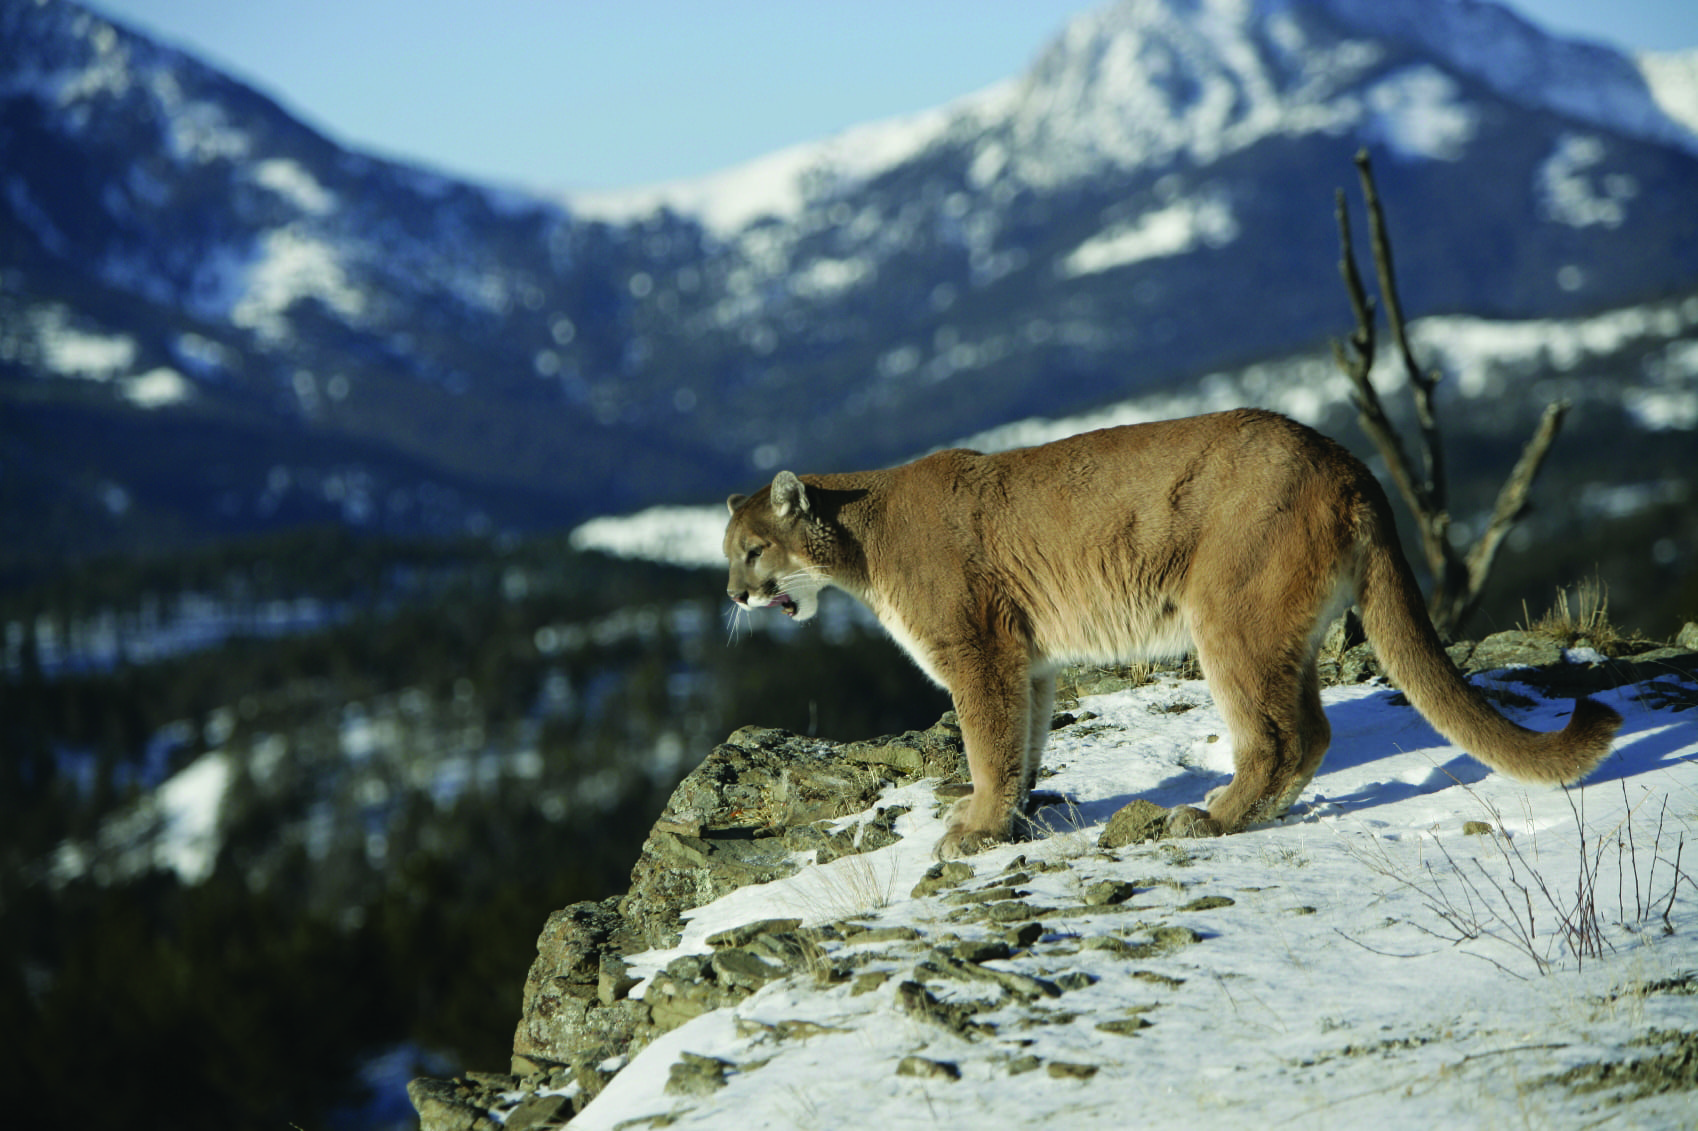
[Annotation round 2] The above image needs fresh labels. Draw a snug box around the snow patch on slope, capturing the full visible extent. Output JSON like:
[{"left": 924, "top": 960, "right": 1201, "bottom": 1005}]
[
  {"left": 1537, "top": 134, "right": 1638, "bottom": 229},
  {"left": 230, "top": 227, "right": 368, "bottom": 342},
  {"left": 566, "top": 84, "right": 1012, "bottom": 237},
  {"left": 1058, "top": 190, "right": 1240, "bottom": 277},
  {"left": 1639, "top": 48, "right": 1698, "bottom": 136},
  {"left": 1361, "top": 64, "right": 1477, "bottom": 160}
]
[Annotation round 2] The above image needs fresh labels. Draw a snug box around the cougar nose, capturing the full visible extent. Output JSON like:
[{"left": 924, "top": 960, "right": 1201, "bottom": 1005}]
[{"left": 729, "top": 589, "right": 749, "bottom": 607}]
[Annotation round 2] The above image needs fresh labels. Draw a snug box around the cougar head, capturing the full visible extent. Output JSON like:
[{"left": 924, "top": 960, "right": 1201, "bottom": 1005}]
[{"left": 724, "top": 470, "right": 826, "bottom": 622}]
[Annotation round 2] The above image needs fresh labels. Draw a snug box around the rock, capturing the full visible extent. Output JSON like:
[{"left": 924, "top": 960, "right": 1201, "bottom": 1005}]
[
  {"left": 408, "top": 1077, "right": 502, "bottom": 1131},
  {"left": 1066, "top": 667, "right": 1152, "bottom": 697},
  {"left": 842, "top": 740, "right": 924, "bottom": 777},
  {"left": 504, "top": 1094, "right": 572, "bottom": 1131},
  {"left": 1096, "top": 1016, "right": 1153, "bottom": 1036},
  {"left": 506, "top": 722, "right": 902, "bottom": 1079},
  {"left": 1334, "top": 642, "right": 1384, "bottom": 683},
  {"left": 911, "top": 860, "right": 974, "bottom": 898},
  {"left": 851, "top": 970, "right": 890, "bottom": 995},
  {"left": 894, "top": 979, "right": 996, "bottom": 1037},
  {"left": 897, "top": 1055, "right": 961, "bottom": 1080},
  {"left": 621, "top": 722, "right": 956, "bottom": 952},
  {"left": 846, "top": 925, "right": 921, "bottom": 943},
  {"left": 914, "top": 950, "right": 1060, "bottom": 1001},
  {"left": 841, "top": 721, "right": 966, "bottom": 781},
  {"left": 1462, "top": 630, "right": 1566, "bottom": 673},
  {"left": 793, "top": 805, "right": 908, "bottom": 864},
  {"left": 665, "top": 1052, "right": 733, "bottom": 1096},
  {"left": 944, "top": 884, "right": 1024, "bottom": 905},
  {"left": 705, "top": 918, "right": 804, "bottom": 948},
  {"left": 597, "top": 955, "right": 637, "bottom": 1006},
  {"left": 1148, "top": 926, "right": 1204, "bottom": 951},
  {"left": 1099, "top": 799, "right": 1169, "bottom": 849},
  {"left": 711, "top": 947, "right": 790, "bottom": 993},
  {"left": 511, "top": 898, "right": 646, "bottom": 1072},
  {"left": 946, "top": 938, "right": 1011, "bottom": 964},
  {"left": 1082, "top": 879, "right": 1139, "bottom": 905}
]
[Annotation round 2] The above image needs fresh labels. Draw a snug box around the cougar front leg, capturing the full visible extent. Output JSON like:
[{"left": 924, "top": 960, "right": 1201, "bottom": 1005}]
[{"left": 937, "top": 643, "right": 1031, "bottom": 859}]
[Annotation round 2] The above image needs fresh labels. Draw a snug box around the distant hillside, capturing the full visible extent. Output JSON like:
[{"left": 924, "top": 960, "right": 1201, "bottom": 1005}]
[{"left": 3, "top": 0, "right": 1696, "bottom": 571}]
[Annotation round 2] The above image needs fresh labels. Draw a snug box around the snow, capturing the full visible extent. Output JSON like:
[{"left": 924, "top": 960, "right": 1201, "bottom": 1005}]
[
  {"left": 31, "top": 306, "right": 137, "bottom": 378},
  {"left": 123, "top": 365, "right": 192, "bottom": 408},
  {"left": 1361, "top": 65, "right": 1477, "bottom": 161},
  {"left": 250, "top": 158, "right": 336, "bottom": 216},
  {"left": 153, "top": 752, "right": 232, "bottom": 883},
  {"left": 47, "top": 748, "right": 234, "bottom": 887},
  {"left": 1639, "top": 49, "right": 1698, "bottom": 137},
  {"left": 571, "top": 290, "right": 1698, "bottom": 571},
  {"left": 1537, "top": 134, "right": 1637, "bottom": 230},
  {"left": 788, "top": 256, "right": 876, "bottom": 301},
  {"left": 571, "top": 506, "right": 735, "bottom": 569},
  {"left": 1056, "top": 192, "right": 1240, "bottom": 278},
  {"left": 564, "top": 84, "right": 1011, "bottom": 238},
  {"left": 229, "top": 226, "right": 368, "bottom": 342},
  {"left": 564, "top": 2, "right": 1698, "bottom": 244},
  {"left": 1318, "top": 0, "right": 1698, "bottom": 156},
  {"left": 572, "top": 668, "right": 1698, "bottom": 1129}
]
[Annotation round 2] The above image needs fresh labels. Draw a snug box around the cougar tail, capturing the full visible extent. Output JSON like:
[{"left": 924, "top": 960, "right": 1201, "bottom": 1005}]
[{"left": 1353, "top": 508, "right": 1620, "bottom": 785}]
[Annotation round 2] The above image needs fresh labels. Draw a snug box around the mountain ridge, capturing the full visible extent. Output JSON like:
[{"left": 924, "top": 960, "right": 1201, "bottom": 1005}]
[
  {"left": 3, "top": 0, "right": 1695, "bottom": 573},
  {"left": 564, "top": 0, "right": 1698, "bottom": 235}
]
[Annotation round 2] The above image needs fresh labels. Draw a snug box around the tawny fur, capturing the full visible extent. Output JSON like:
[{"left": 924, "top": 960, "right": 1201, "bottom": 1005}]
[{"left": 724, "top": 409, "right": 1620, "bottom": 858}]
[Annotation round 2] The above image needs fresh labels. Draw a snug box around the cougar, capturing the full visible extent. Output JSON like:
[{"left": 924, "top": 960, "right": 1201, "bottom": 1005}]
[{"left": 724, "top": 409, "right": 1619, "bottom": 858}]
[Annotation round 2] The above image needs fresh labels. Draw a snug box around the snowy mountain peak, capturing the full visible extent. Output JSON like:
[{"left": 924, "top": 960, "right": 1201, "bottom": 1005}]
[
  {"left": 990, "top": 0, "right": 1379, "bottom": 184},
  {"left": 1312, "top": 0, "right": 1698, "bottom": 153},
  {"left": 568, "top": 0, "right": 1698, "bottom": 237}
]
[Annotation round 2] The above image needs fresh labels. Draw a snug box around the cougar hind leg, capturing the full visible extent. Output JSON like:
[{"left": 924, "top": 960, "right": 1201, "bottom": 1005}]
[{"left": 1171, "top": 627, "right": 1311, "bottom": 837}]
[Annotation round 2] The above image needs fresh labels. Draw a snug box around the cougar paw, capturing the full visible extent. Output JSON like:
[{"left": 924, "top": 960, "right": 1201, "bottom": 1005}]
[
  {"left": 935, "top": 827, "right": 1006, "bottom": 860},
  {"left": 1165, "top": 805, "right": 1225, "bottom": 839}
]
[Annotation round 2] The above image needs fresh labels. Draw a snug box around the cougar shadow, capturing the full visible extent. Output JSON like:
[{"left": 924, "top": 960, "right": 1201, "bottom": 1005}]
[{"left": 1034, "top": 680, "right": 1691, "bottom": 832}]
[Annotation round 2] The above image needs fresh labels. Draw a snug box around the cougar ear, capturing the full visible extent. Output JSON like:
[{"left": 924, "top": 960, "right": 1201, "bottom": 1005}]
[
  {"left": 770, "top": 471, "right": 810, "bottom": 519},
  {"left": 726, "top": 493, "right": 749, "bottom": 516}
]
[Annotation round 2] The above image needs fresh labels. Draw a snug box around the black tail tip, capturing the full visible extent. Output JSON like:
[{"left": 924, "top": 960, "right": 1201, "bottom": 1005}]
[
  {"left": 1571, "top": 696, "right": 1623, "bottom": 733},
  {"left": 1568, "top": 697, "right": 1624, "bottom": 771}
]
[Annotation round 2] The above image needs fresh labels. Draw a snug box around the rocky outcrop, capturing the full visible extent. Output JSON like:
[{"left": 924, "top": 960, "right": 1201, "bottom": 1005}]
[
  {"left": 410, "top": 627, "right": 1698, "bottom": 1129},
  {"left": 459, "top": 715, "right": 969, "bottom": 1116}
]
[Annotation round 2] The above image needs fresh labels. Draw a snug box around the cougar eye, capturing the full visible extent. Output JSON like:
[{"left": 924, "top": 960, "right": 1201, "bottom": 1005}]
[{"left": 745, "top": 545, "right": 763, "bottom": 564}]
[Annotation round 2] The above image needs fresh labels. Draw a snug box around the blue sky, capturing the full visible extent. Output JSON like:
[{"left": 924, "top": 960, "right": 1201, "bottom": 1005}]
[{"left": 89, "top": 0, "right": 1698, "bottom": 193}]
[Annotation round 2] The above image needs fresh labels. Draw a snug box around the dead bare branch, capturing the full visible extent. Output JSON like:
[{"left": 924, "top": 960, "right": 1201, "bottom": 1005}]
[{"left": 1331, "top": 148, "right": 1572, "bottom": 637}]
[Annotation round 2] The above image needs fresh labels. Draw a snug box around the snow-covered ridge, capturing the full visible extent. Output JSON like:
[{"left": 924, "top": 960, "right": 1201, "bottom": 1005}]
[
  {"left": 563, "top": 80, "right": 1016, "bottom": 238},
  {"left": 1315, "top": 0, "right": 1698, "bottom": 154},
  {"left": 562, "top": 0, "right": 1697, "bottom": 239},
  {"left": 570, "top": 291, "right": 1698, "bottom": 569}
]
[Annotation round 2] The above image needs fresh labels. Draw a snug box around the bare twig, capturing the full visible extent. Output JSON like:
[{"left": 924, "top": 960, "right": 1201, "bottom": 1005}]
[
  {"left": 1331, "top": 149, "right": 1573, "bottom": 636},
  {"left": 1457, "top": 400, "right": 1570, "bottom": 629},
  {"left": 1344, "top": 779, "right": 1692, "bottom": 975}
]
